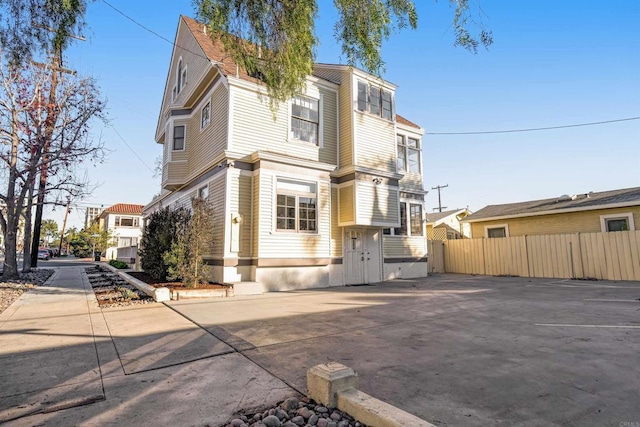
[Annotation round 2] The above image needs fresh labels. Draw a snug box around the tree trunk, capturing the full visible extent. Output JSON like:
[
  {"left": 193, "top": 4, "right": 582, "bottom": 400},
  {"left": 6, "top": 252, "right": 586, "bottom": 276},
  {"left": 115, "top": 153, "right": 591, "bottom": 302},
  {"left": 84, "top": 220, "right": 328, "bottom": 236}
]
[
  {"left": 22, "top": 186, "right": 35, "bottom": 272},
  {"left": 2, "top": 217, "right": 19, "bottom": 279}
]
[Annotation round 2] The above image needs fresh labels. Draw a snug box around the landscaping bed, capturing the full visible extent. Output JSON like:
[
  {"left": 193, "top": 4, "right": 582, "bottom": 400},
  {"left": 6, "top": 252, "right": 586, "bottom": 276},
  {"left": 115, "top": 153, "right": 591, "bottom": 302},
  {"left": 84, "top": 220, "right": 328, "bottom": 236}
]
[
  {"left": 86, "top": 265, "right": 155, "bottom": 308},
  {"left": 127, "top": 271, "right": 233, "bottom": 299},
  {"left": 0, "top": 269, "right": 54, "bottom": 314}
]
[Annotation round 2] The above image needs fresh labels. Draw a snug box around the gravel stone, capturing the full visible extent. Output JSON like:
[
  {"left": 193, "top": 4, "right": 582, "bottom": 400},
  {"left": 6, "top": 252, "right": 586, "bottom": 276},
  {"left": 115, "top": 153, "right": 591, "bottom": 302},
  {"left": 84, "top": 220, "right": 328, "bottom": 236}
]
[
  {"left": 297, "top": 407, "right": 313, "bottom": 420},
  {"left": 330, "top": 412, "right": 342, "bottom": 422},
  {"left": 275, "top": 408, "right": 288, "bottom": 421},
  {"left": 281, "top": 397, "right": 299, "bottom": 412},
  {"left": 290, "top": 415, "right": 305, "bottom": 426},
  {"left": 308, "top": 414, "right": 319, "bottom": 426},
  {"left": 315, "top": 406, "right": 328, "bottom": 414},
  {"left": 316, "top": 419, "right": 329, "bottom": 427},
  {"left": 262, "top": 415, "right": 281, "bottom": 427}
]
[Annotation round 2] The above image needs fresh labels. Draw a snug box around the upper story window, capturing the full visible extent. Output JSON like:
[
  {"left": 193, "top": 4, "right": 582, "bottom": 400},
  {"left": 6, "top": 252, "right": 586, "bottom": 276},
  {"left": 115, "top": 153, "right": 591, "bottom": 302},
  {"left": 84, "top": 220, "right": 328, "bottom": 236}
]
[
  {"left": 397, "top": 134, "right": 421, "bottom": 173},
  {"left": 173, "top": 125, "right": 185, "bottom": 151},
  {"left": 291, "top": 95, "right": 319, "bottom": 145},
  {"left": 172, "top": 58, "right": 188, "bottom": 101},
  {"left": 115, "top": 216, "right": 140, "bottom": 228},
  {"left": 201, "top": 102, "right": 211, "bottom": 129},
  {"left": 276, "top": 179, "right": 317, "bottom": 233},
  {"left": 357, "top": 80, "right": 393, "bottom": 120}
]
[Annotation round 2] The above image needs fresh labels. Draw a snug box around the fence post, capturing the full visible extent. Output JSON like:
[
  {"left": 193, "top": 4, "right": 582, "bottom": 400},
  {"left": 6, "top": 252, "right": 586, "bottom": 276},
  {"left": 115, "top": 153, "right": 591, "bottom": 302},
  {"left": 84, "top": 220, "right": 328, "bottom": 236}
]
[
  {"left": 569, "top": 241, "right": 575, "bottom": 279},
  {"left": 482, "top": 238, "right": 487, "bottom": 276},
  {"left": 524, "top": 235, "right": 531, "bottom": 278},
  {"left": 577, "top": 232, "right": 584, "bottom": 279}
]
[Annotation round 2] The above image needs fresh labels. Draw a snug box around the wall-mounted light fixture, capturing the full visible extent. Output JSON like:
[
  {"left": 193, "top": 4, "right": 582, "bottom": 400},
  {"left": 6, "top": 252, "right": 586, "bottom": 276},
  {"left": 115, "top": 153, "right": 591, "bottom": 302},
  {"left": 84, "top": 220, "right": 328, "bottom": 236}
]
[{"left": 372, "top": 177, "right": 382, "bottom": 185}]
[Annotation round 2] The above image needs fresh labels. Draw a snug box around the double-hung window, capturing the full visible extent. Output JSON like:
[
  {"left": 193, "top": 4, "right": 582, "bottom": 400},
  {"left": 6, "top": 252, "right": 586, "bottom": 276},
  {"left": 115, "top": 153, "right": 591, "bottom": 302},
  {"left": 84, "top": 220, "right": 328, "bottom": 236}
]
[
  {"left": 276, "top": 179, "right": 317, "bottom": 233},
  {"left": 410, "top": 204, "right": 423, "bottom": 236},
  {"left": 600, "top": 213, "right": 634, "bottom": 232},
  {"left": 397, "top": 134, "right": 421, "bottom": 173},
  {"left": 291, "top": 95, "right": 319, "bottom": 145},
  {"left": 115, "top": 216, "right": 139, "bottom": 227},
  {"left": 357, "top": 80, "right": 393, "bottom": 120},
  {"left": 173, "top": 125, "right": 185, "bottom": 151}
]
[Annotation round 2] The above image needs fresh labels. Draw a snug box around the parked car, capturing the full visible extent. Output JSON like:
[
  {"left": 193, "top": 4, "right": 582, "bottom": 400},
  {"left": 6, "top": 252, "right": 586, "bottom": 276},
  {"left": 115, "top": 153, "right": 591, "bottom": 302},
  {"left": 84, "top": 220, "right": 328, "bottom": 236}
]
[{"left": 37, "top": 249, "right": 50, "bottom": 260}]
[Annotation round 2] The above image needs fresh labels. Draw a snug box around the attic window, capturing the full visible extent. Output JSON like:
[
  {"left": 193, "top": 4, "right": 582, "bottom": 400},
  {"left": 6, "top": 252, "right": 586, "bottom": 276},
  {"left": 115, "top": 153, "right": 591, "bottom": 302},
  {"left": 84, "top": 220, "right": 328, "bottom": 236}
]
[
  {"left": 176, "top": 58, "right": 187, "bottom": 95},
  {"left": 356, "top": 80, "right": 393, "bottom": 120}
]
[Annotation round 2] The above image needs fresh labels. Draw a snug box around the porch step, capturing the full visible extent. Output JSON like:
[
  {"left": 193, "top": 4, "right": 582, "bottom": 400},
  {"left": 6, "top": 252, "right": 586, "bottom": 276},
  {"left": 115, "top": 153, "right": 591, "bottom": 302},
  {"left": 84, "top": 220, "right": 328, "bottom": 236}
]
[{"left": 228, "top": 281, "right": 264, "bottom": 296}]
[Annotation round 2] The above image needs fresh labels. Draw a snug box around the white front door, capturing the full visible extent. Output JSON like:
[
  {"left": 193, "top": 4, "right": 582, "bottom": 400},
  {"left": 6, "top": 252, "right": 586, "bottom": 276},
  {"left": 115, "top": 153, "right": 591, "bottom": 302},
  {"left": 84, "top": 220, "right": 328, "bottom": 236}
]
[{"left": 344, "top": 228, "right": 382, "bottom": 285}]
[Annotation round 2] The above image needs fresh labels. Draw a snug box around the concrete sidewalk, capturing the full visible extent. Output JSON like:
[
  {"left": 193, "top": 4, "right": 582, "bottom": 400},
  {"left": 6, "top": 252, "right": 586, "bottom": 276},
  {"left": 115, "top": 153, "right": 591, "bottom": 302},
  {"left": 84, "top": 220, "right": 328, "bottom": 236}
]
[{"left": 0, "top": 267, "right": 295, "bottom": 425}]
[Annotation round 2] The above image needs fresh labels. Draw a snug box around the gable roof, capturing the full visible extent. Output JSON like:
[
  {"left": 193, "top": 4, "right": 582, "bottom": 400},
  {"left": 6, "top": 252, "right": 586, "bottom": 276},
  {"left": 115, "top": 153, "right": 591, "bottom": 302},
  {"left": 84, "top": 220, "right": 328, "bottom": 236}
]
[
  {"left": 396, "top": 114, "right": 421, "bottom": 130},
  {"left": 464, "top": 187, "right": 640, "bottom": 222},
  {"left": 101, "top": 203, "right": 145, "bottom": 216},
  {"left": 426, "top": 208, "right": 471, "bottom": 225}
]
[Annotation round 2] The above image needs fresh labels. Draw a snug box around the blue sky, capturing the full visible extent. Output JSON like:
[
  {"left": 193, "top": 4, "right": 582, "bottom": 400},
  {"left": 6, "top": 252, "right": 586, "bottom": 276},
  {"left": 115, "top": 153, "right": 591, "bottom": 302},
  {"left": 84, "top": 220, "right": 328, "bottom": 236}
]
[{"left": 49, "top": 0, "right": 639, "bottom": 228}]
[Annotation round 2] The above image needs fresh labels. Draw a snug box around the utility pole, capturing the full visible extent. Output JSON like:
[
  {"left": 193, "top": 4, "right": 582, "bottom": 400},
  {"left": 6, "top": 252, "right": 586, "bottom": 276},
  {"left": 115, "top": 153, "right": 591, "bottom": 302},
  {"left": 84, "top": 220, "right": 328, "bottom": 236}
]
[
  {"left": 431, "top": 184, "right": 449, "bottom": 213},
  {"left": 58, "top": 197, "right": 71, "bottom": 256},
  {"left": 29, "top": 26, "right": 83, "bottom": 267}
]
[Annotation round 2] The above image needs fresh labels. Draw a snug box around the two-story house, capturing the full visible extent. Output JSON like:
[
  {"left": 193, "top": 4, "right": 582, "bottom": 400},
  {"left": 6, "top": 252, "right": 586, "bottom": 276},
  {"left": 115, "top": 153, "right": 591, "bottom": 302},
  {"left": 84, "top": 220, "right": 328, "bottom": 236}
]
[
  {"left": 96, "top": 203, "right": 144, "bottom": 260},
  {"left": 144, "top": 16, "right": 428, "bottom": 291}
]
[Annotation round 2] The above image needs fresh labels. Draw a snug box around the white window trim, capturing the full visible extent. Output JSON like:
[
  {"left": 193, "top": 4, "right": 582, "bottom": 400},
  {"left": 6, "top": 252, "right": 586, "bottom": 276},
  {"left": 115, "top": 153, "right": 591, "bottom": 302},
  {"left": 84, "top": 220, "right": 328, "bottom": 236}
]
[
  {"left": 288, "top": 94, "right": 323, "bottom": 147},
  {"left": 354, "top": 79, "right": 394, "bottom": 122},
  {"left": 485, "top": 224, "right": 510, "bottom": 238},
  {"left": 384, "top": 201, "right": 425, "bottom": 237},
  {"left": 200, "top": 100, "right": 211, "bottom": 131},
  {"left": 600, "top": 213, "right": 635, "bottom": 232},
  {"left": 396, "top": 133, "right": 422, "bottom": 174},
  {"left": 172, "top": 124, "right": 186, "bottom": 152},
  {"left": 273, "top": 177, "right": 320, "bottom": 234}
]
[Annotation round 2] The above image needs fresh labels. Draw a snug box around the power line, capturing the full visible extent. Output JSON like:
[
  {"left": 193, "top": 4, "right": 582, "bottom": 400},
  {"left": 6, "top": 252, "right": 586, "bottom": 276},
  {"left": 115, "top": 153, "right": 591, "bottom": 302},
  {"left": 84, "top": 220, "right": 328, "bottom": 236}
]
[
  {"left": 108, "top": 124, "right": 155, "bottom": 174},
  {"left": 426, "top": 116, "right": 640, "bottom": 135},
  {"left": 100, "top": 0, "right": 210, "bottom": 62}
]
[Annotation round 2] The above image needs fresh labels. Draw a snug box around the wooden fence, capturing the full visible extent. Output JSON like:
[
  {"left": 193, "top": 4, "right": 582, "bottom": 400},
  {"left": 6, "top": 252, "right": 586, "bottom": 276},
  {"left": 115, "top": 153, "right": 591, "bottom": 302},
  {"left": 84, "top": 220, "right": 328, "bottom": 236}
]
[{"left": 428, "top": 230, "right": 640, "bottom": 281}]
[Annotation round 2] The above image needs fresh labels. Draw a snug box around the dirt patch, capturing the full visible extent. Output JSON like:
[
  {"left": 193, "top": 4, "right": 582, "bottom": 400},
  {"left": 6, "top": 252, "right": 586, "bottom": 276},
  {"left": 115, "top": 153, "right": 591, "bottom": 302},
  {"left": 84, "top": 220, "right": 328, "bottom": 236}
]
[
  {"left": 85, "top": 266, "right": 155, "bottom": 308},
  {"left": 127, "top": 271, "right": 227, "bottom": 291}
]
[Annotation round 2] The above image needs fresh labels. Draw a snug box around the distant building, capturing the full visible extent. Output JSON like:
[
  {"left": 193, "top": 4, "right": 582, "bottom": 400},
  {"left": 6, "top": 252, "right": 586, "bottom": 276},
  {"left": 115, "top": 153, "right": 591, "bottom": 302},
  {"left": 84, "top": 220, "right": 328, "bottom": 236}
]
[
  {"left": 84, "top": 206, "right": 104, "bottom": 228},
  {"left": 96, "top": 203, "right": 145, "bottom": 260}
]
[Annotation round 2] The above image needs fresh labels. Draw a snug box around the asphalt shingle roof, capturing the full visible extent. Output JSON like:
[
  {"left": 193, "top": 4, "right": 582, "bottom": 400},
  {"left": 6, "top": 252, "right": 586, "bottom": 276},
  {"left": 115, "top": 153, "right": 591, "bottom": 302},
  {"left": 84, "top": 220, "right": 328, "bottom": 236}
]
[
  {"left": 426, "top": 209, "right": 466, "bottom": 223},
  {"left": 465, "top": 187, "right": 640, "bottom": 221}
]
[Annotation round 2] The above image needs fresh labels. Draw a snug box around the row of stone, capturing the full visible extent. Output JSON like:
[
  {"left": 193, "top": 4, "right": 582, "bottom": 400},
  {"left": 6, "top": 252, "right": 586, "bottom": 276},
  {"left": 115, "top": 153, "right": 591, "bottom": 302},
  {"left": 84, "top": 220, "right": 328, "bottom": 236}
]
[{"left": 224, "top": 396, "right": 366, "bottom": 427}]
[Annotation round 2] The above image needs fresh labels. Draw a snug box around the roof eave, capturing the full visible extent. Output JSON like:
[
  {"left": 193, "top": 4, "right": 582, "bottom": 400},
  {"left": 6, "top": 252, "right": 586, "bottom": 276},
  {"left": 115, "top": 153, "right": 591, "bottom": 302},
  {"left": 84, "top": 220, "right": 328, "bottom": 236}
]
[{"left": 463, "top": 201, "right": 640, "bottom": 223}]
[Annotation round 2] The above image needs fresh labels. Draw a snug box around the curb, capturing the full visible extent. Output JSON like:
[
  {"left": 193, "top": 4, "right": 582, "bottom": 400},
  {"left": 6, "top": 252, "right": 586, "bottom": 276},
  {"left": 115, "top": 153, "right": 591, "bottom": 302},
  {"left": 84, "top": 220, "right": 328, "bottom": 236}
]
[
  {"left": 100, "top": 263, "right": 170, "bottom": 302},
  {"left": 308, "top": 362, "right": 434, "bottom": 427}
]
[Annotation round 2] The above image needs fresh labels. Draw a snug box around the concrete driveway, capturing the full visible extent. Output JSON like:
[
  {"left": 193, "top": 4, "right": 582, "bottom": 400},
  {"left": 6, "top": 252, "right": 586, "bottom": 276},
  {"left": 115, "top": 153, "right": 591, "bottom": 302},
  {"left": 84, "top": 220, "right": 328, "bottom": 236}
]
[{"left": 168, "top": 274, "right": 640, "bottom": 426}]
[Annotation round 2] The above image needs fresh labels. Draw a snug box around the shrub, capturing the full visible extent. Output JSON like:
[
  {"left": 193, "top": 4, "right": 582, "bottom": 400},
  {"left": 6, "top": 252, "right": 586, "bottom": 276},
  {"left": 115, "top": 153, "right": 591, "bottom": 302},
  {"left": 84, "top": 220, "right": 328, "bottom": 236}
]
[
  {"left": 108, "top": 259, "right": 129, "bottom": 269},
  {"left": 139, "top": 205, "right": 190, "bottom": 281}
]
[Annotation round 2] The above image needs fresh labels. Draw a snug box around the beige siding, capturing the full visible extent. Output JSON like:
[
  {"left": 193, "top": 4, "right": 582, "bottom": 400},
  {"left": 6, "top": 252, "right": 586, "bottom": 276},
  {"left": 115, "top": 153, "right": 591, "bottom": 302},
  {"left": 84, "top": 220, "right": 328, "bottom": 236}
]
[
  {"left": 229, "top": 85, "right": 337, "bottom": 164},
  {"left": 186, "top": 84, "right": 229, "bottom": 180},
  {"left": 166, "top": 161, "right": 188, "bottom": 183},
  {"left": 470, "top": 207, "right": 640, "bottom": 238},
  {"left": 440, "top": 230, "right": 640, "bottom": 281},
  {"left": 319, "top": 87, "right": 338, "bottom": 165},
  {"left": 252, "top": 174, "right": 261, "bottom": 256},
  {"left": 331, "top": 186, "right": 342, "bottom": 257},
  {"left": 208, "top": 174, "right": 226, "bottom": 257},
  {"left": 339, "top": 184, "right": 355, "bottom": 224},
  {"left": 256, "top": 173, "right": 331, "bottom": 258},
  {"left": 355, "top": 113, "right": 395, "bottom": 170},
  {"left": 383, "top": 236, "right": 427, "bottom": 258},
  {"left": 226, "top": 172, "right": 253, "bottom": 257},
  {"left": 338, "top": 75, "right": 353, "bottom": 168},
  {"left": 158, "top": 18, "right": 213, "bottom": 136},
  {"left": 399, "top": 172, "right": 424, "bottom": 193},
  {"left": 355, "top": 183, "right": 399, "bottom": 225}
]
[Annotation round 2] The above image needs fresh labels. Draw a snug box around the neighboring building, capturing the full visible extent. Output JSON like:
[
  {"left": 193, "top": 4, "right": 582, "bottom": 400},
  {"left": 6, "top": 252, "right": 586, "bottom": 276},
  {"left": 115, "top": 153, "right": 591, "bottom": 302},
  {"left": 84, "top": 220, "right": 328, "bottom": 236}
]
[
  {"left": 84, "top": 206, "right": 104, "bottom": 229},
  {"left": 426, "top": 208, "right": 472, "bottom": 240},
  {"left": 463, "top": 187, "right": 640, "bottom": 238},
  {"left": 144, "top": 16, "right": 428, "bottom": 290},
  {"left": 96, "top": 203, "right": 144, "bottom": 259}
]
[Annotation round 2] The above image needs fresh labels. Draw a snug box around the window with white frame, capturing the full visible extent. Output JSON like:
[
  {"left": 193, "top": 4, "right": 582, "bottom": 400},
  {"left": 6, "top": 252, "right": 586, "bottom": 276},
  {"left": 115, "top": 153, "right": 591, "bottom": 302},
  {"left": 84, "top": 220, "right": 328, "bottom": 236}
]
[
  {"left": 201, "top": 102, "right": 211, "bottom": 129},
  {"left": 600, "top": 213, "right": 634, "bottom": 232},
  {"left": 384, "top": 202, "right": 423, "bottom": 236},
  {"left": 485, "top": 225, "right": 508, "bottom": 238},
  {"left": 291, "top": 95, "right": 319, "bottom": 145},
  {"left": 198, "top": 185, "right": 209, "bottom": 199},
  {"left": 276, "top": 179, "right": 317, "bottom": 233},
  {"left": 397, "top": 134, "right": 421, "bottom": 173},
  {"left": 357, "top": 80, "right": 393, "bottom": 120},
  {"left": 115, "top": 216, "right": 139, "bottom": 227},
  {"left": 173, "top": 125, "right": 185, "bottom": 151},
  {"left": 177, "top": 58, "right": 187, "bottom": 93}
]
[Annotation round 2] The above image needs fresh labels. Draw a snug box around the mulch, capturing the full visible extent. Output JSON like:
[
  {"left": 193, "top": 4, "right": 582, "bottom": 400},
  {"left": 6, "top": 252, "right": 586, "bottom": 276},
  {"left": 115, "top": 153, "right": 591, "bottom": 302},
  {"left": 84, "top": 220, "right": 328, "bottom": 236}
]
[{"left": 127, "top": 271, "right": 227, "bottom": 290}]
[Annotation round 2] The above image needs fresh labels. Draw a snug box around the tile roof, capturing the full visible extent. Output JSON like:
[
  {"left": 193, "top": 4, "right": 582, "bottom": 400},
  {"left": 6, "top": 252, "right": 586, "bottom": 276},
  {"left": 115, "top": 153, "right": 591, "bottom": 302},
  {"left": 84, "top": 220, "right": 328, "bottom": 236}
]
[
  {"left": 465, "top": 187, "right": 640, "bottom": 221},
  {"left": 103, "top": 203, "right": 145, "bottom": 215},
  {"left": 181, "top": 16, "right": 259, "bottom": 84}
]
